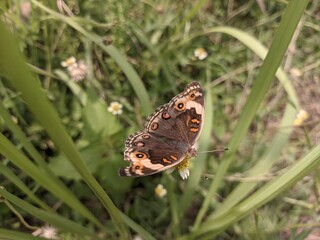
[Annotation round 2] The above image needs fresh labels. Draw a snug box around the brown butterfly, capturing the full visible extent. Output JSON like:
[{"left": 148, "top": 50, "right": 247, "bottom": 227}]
[{"left": 119, "top": 82, "right": 204, "bottom": 177}]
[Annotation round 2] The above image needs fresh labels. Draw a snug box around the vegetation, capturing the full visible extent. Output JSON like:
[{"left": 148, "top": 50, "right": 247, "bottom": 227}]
[{"left": 0, "top": 0, "right": 319, "bottom": 239}]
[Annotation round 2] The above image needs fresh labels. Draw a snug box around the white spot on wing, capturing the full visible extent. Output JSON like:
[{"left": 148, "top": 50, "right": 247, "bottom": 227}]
[
  {"left": 141, "top": 159, "right": 164, "bottom": 169},
  {"left": 187, "top": 101, "right": 203, "bottom": 115}
]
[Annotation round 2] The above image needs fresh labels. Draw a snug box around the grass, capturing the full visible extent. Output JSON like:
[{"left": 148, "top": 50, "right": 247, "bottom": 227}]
[{"left": 0, "top": 0, "right": 319, "bottom": 239}]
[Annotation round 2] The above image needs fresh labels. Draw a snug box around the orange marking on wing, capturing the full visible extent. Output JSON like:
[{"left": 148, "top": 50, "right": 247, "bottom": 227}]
[
  {"left": 191, "top": 119, "right": 200, "bottom": 124},
  {"left": 190, "top": 127, "right": 199, "bottom": 132},
  {"left": 170, "top": 155, "right": 178, "bottom": 161},
  {"left": 162, "top": 158, "right": 171, "bottom": 163}
]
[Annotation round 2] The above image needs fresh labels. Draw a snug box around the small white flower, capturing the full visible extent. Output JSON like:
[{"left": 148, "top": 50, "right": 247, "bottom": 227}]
[
  {"left": 290, "top": 68, "right": 302, "bottom": 77},
  {"left": 194, "top": 48, "right": 208, "bottom": 60},
  {"left": 68, "top": 60, "right": 88, "bottom": 82},
  {"left": 20, "top": 2, "right": 32, "bottom": 21},
  {"left": 166, "top": 158, "right": 192, "bottom": 180},
  {"left": 107, "top": 101, "right": 123, "bottom": 115},
  {"left": 176, "top": 158, "right": 190, "bottom": 180},
  {"left": 61, "top": 56, "right": 77, "bottom": 68},
  {"left": 293, "top": 109, "right": 309, "bottom": 126},
  {"left": 178, "top": 167, "right": 190, "bottom": 180},
  {"left": 61, "top": 57, "right": 88, "bottom": 82},
  {"left": 155, "top": 184, "right": 167, "bottom": 198},
  {"left": 133, "top": 235, "right": 143, "bottom": 240},
  {"left": 32, "top": 225, "right": 58, "bottom": 239}
]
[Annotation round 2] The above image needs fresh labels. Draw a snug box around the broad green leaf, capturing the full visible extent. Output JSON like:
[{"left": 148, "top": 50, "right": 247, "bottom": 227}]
[
  {"left": 49, "top": 142, "right": 105, "bottom": 180},
  {"left": 82, "top": 88, "right": 121, "bottom": 139}
]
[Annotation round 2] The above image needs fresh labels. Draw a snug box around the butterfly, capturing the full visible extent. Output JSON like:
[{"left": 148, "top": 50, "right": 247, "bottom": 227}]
[{"left": 119, "top": 81, "right": 204, "bottom": 177}]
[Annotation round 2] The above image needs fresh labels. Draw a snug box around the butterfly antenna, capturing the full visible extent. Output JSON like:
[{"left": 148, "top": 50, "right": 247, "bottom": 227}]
[{"left": 199, "top": 147, "right": 229, "bottom": 154}]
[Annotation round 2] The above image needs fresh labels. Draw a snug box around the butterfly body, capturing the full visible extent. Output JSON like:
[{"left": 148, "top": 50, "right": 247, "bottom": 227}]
[{"left": 119, "top": 81, "right": 204, "bottom": 177}]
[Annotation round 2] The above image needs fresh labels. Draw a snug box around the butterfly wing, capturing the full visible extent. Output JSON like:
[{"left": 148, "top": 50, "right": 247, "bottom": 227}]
[
  {"left": 119, "top": 81, "right": 204, "bottom": 177},
  {"left": 119, "top": 132, "right": 188, "bottom": 176},
  {"left": 145, "top": 81, "right": 204, "bottom": 145}
]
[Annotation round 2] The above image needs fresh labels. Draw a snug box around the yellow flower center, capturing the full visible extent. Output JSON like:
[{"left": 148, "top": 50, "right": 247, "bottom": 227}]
[
  {"left": 176, "top": 158, "right": 189, "bottom": 171},
  {"left": 112, "top": 105, "right": 120, "bottom": 111}
]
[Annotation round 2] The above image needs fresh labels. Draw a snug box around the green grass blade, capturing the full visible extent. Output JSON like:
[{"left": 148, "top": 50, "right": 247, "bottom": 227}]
[
  {"left": 0, "top": 188, "right": 94, "bottom": 236},
  {"left": 0, "top": 228, "right": 47, "bottom": 240},
  {"left": 202, "top": 26, "right": 300, "bottom": 107},
  {"left": 192, "top": 0, "right": 308, "bottom": 229},
  {"left": 0, "top": 132, "right": 104, "bottom": 227},
  {"left": 54, "top": 70, "right": 87, "bottom": 106},
  {"left": 0, "top": 21, "right": 127, "bottom": 236},
  {"left": 30, "top": 0, "right": 153, "bottom": 116},
  {"left": 130, "top": 25, "right": 177, "bottom": 90},
  {"left": 120, "top": 213, "right": 157, "bottom": 240},
  {"left": 0, "top": 102, "right": 53, "bottom": 173},
  {"left": 0, "top": 99, "right": 103, "bottom": 228},
  {"left": 175, "top": 0, "right": 209, "bottom": 36},
  {"left": 166, "top": 176, "right": 181, "bottom": 237},
  {"left": 98, "top": 45, "right": 153, "bottom": 115},
  {"left": 0, "top": 163, "right": 52, "bottom": 212},
  {"left": 208, "top": 103, "right": 296, "bottom": 220},
  {"left": 192, "top": 142, "right": 320, "bottom": 238},
  {"left": 0, "top": 132, "right": 65, "bottom": 194}
]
